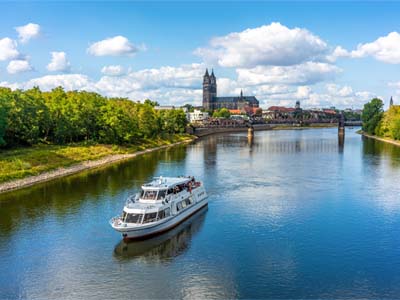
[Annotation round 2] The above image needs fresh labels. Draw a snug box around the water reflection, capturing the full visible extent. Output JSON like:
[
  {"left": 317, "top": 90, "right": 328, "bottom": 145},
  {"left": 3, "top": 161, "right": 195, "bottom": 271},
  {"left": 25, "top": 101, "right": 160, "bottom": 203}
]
[
  {"left": 113, "top": 207, "right": 207, "bottom": 263},
  {"left": 338, "top": 133, "right": 345, "bottom": 153},
  {"left": 362, "top": 136, "right": 400, "bottom": 167}
]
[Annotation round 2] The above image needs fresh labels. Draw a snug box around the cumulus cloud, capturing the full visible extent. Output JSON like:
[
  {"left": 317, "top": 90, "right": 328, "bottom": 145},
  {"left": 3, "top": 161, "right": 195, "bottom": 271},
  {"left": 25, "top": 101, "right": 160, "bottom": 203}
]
[
  {"left": 351, "top": 32, "right": 400, "bottom": 63},
  {"left": 87, "top": 36, "right": 139, "bottom": 56},
  {"left": 332, "top": 32, "right": 400, "bottom": 64},
  {"left": 305, "top": 84, "right": 375, "bottom": 108},
  {"left": 0, "top": 64, "right": 205, "bottom": 105},
  {"left": 47, "top": 51, "right": 71, "bottom": 72},
  {"left": 7, "top": 59, "right": 33, "bottom": 74},
  {"left": 24, "top": 74, "right": 91, "bottom": 91},
  {"left": 195, "top": 22, "right": 328, "bottom": 68},
  {"left": 101, "top": 65, "right": 125, "bottom": 76},
  {"left": 236, "top": 62, "right": 340, "bottom": 86},
  {"left": 0, "top": 38, "right": 19, "bottom": 61},
  {"left": 15, "top": 23, "right": 40, "bottom": 43},
  {"left": 326, "top": 46, "right": 351, "bottom": 62}
]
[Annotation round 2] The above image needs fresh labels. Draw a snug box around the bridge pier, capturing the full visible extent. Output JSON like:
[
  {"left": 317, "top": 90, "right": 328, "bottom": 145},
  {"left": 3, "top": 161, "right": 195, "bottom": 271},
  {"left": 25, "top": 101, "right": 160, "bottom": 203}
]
[{"left": 338, "top": 113, "right": 345, "bottom": 136}]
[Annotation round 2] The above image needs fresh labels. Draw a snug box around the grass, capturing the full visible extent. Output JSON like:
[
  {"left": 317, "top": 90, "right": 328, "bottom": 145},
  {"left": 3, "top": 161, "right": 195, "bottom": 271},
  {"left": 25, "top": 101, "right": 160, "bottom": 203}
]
[{"left": 0, "top": 134, "right": 194, "bottom": 184}]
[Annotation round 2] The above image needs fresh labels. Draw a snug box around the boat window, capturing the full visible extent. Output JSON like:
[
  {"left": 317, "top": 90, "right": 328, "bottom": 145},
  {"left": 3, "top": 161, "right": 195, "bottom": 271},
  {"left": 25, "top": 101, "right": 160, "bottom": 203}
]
[
  {"left": 167, "top": 188, "right": 174, "bottom": 194},
  {"left": 121, "top": 211, "right": 127, "bottom": 221},
  {"left": 185, "top": 198, "right": 191, "bottom": 206},
  {"left": 142, "top": 190, "right": 157, "bottom": 200},
  {"left": 181, "top": 201, "right": 187, "bottom": 208},
  {"left": 143, "top": 212, "right": 158, "bottom": 223},
  {"left": 164, "top": 208, "right": 171, "bottom": 217},
  {"left": 158, "top": 210, "right": 165, "bottom": 220},
  {"left": 176, "top": 202, "right": 182, "bottom": 211},
  {"left": 157, "top": 190, "right": 167, "bottom": 199},
  {"left": 125, "top": 213, "right": 143, "bottom": 224}
]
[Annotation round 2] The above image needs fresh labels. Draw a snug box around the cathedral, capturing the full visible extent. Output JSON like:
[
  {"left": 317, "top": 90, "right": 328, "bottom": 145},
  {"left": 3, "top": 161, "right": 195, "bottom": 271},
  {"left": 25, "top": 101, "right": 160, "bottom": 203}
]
[{"left": 202, "top": 69, "right": 259, "bottom": 111}]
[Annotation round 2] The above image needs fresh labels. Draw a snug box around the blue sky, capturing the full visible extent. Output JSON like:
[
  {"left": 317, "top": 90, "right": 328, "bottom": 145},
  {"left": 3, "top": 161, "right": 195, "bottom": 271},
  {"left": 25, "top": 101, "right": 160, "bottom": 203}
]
[{"left": 1, "top": 1, "right": 400, "bottom": 109}]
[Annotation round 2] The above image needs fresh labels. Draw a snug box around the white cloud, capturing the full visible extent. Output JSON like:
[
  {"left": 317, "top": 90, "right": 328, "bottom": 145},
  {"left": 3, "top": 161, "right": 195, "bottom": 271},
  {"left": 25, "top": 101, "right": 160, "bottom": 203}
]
[
  {"left": 15, "top": 23, "right": 40, "bottom": 43},
  {"left": 26, "top": 74, "right": 91, "bottom": 91},
  {"left": 87, "top": 35, "right": 139, "bottom": 56},
  {"left": 0, "top": 64, "right": 205, "bottom": 105},
  {"left": 101, "top": 65, "right": 125, "bottom": 76},
  {"left": 305, "top": 84, "right": 375, "bottom": 108},
  {"left": 7, "top": 59, "right": 33, "bottom": 74},
  {"left": 0, "top": 38, "right": 19, "bottom": 61},
  {"left": 195, "top": 22, "right": 328, "bottom": 68},
  {"left": 350, "top": 32, "right": 400, "bottom": 63},
  {"left": 326, "top": 46, "right": 351, "bottom": 62},
  {"left": 236, "top": 62, "right": 340, "bottom": 86},
  {"left": 47, "top": 51, "right": 71, "bottom": 72}
]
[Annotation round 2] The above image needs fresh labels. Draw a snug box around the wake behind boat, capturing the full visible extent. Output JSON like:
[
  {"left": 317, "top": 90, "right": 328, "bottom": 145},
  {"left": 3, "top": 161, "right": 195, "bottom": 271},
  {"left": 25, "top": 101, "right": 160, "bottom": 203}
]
[{"left": 110, "top": 176, "right": 208, "bottom": 240}]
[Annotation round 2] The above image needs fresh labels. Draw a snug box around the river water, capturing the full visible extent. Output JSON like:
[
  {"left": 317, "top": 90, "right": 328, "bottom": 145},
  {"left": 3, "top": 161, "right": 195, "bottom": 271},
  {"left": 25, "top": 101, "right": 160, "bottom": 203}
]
[{"left": 1, "top": 128, "right": 400, "bottom": 299}]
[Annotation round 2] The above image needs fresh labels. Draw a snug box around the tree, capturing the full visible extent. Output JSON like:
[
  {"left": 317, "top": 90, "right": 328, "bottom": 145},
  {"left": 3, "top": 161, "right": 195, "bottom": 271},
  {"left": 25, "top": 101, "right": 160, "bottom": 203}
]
[
  {"left": 362, "top": 98, "right": 384, "bottom": 135},
  {"left": 144, "top": 99, "right": 159, "bottom": 107},
  {"left": 213, "top": 108, "right": 231, "bottom": 118}
]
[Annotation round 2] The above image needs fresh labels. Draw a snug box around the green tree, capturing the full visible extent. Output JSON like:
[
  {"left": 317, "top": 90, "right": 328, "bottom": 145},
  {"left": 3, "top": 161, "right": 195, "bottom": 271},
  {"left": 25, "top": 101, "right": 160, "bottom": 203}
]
[
  {"left": 144, "top": 99, "right": 159, "bottom": 107},
  {"left": 213, "top": 108, "right": 231, "bottom": 118},
  {"left": 362, "top": 98, "right": 384, "bottom": 135}
]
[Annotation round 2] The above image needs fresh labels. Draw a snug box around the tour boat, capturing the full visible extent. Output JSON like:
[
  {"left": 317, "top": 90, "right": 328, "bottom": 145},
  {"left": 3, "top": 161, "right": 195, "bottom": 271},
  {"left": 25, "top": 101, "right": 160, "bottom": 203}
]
[{"left": 110, "top": 176, "right": 208, "bottom": 240}]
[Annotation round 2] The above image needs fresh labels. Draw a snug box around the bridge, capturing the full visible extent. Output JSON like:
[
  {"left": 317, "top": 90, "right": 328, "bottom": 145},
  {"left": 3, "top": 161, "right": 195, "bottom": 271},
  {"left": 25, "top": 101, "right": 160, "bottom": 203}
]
[{"left": 188, "top": 121, "right": 362, "bottom": 137}]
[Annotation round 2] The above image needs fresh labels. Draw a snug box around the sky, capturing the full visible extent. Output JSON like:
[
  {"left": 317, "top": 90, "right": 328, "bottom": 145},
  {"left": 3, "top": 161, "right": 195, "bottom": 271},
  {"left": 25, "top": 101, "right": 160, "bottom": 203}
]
[{"left": 1, "top": 1, "right": 400, "bottom": 109}]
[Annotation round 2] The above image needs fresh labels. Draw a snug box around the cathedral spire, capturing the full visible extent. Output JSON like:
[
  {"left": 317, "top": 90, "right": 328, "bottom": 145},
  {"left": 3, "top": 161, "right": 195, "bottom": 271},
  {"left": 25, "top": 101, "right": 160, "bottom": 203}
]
[
  {"left": 205, "top": 68, "right": 209, "bottom": 77},
  {"left": 240, "top": 89, "right": 243, "bottom": 98},
  {"left": 390, "top": 96, "right": 394, "bottom": 107}
]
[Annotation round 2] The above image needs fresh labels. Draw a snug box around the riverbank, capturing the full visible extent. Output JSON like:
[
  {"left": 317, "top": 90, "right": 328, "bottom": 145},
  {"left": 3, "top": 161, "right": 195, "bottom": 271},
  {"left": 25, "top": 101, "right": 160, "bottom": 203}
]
[
  {"left": 358, "top": 131, "right": 400, "bottom": 147},
  {"left": 0, "top": 135, "right": 195, "bottom": 193}
]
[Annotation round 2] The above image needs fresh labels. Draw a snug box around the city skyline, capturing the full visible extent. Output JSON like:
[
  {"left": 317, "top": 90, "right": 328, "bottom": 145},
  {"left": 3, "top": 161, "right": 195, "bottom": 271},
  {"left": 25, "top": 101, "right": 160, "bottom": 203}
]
[{"left": 1, "top": 2, "right": 400, "bottom": 109}]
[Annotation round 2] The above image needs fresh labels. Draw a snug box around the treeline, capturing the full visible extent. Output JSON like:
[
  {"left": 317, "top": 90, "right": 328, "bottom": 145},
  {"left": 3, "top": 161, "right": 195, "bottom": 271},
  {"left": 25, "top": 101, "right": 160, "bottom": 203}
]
[
  {"left": 0, "top": 87, "right": 187, "bottom": 148},
  {"left": 362, "top": 98, "right": 400, "bottom": 140}
]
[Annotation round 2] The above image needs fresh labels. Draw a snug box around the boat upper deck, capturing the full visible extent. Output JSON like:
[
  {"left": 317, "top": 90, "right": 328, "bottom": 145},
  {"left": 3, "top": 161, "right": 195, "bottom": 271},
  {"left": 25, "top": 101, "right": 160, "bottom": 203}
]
[{"left": 142, "top": 176, "right": 193, "bottom": 190}]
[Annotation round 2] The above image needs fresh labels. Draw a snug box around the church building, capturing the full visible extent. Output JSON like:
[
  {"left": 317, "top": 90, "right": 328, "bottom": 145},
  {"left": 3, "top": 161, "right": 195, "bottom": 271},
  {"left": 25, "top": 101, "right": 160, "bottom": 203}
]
[{"left": 202, "top": 69, "right": 259, "bottom": 111}]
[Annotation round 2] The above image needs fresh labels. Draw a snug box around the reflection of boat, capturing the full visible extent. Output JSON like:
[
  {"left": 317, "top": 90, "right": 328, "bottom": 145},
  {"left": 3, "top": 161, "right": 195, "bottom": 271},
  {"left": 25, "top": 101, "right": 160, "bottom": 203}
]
[
  {"left": 114, "top": 206, "right": 208, "bottom": 262},
  {"left": 110, "top": 176, "right": 208, "bottom": 240}
]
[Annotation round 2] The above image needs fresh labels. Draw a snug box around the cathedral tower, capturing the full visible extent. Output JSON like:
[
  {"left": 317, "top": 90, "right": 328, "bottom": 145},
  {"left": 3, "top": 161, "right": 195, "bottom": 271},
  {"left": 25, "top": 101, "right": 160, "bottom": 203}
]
[{"left": 203, "top": 69, "right": 217, "bottom": 110}]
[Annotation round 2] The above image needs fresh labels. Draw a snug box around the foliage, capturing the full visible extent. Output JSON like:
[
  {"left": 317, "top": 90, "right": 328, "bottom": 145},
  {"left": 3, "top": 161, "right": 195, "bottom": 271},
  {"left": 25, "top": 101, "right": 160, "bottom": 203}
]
[
  {"left": 212, "top": 108, "right": 231, "bottom": 118},
  {"left": 0, "top": 86, "right": 188, "bottom": 148},
  {"left": 362, "top": 98, "right": 384, "bottom": 135},
  {"left": 375, "top": 105, "right": 400, "bottom": 140},
  {"left": 182, "top": 104, "right": 195, "bottom": 112},
  {"left": 343, "top": 111, "right": 361, "bottom": 121}
]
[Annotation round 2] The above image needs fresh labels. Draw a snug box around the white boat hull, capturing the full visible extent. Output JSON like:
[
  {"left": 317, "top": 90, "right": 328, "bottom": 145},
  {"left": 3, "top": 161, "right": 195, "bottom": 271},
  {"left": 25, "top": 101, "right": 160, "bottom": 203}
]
[{"left": 113, "top": 197, "right": 208, "bottom": 240}]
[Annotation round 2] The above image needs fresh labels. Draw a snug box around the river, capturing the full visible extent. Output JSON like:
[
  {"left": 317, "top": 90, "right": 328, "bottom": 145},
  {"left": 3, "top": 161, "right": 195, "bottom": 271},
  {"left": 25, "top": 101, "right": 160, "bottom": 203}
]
[{"left": 1, "top": 127, "right": 400, "bottom": 299}]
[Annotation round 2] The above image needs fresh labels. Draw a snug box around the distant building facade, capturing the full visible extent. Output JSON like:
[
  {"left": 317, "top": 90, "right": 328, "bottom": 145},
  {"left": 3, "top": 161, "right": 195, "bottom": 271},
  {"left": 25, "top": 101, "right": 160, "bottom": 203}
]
[
  {"left": 187, "top": 109, "right": 209, "bottom": 123},
  {"left": 202, "top": 69, "right": 259, "bottom": 111}
]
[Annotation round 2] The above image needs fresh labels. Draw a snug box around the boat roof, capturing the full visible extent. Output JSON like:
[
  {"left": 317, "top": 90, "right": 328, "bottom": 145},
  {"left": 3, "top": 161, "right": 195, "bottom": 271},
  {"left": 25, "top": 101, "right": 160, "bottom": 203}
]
[
  {"left": 142, "top": 176, "right": 191, "bottom": 189},
  {"left": 124, "top": 201, "right": 163, "bottom": 212}
]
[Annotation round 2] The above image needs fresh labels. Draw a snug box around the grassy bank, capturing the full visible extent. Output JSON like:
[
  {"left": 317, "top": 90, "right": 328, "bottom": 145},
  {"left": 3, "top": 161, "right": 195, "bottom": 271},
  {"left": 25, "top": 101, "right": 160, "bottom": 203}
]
[
  {"left": 358, "top": 131, "right": 400, "bottom": 147},
  {"left": 0, "top": 134, "right": 193, "bottom": 184}
]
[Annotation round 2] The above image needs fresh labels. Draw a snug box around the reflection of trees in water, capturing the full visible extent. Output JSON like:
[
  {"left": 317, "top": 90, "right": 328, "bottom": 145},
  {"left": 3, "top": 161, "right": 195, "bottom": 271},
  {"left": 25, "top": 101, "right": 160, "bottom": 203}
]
[
  {"left": 0, "top": 146, "right": 188, "bottom": 237},
  {"left": 362, "top": 137, "right": 400, "bottom": 167},
  {"left": 113, "top": 207, "right": 208, "bottom": 264}
]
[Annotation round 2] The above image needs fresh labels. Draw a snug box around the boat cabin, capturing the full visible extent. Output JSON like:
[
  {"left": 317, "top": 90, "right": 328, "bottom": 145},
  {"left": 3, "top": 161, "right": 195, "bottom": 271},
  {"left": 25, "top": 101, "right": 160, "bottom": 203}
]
[{"left": 120, "top": 176, "right": 200, "bottom": 225}]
